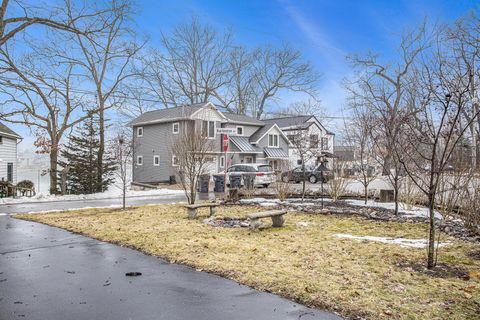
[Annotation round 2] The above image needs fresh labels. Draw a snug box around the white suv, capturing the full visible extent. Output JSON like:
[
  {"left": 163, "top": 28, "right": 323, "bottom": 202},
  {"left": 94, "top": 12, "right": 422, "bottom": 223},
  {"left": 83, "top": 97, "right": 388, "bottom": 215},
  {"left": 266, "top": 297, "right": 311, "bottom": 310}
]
[{"left": 225, "top": 164, "right": 276, "bottom": 188}]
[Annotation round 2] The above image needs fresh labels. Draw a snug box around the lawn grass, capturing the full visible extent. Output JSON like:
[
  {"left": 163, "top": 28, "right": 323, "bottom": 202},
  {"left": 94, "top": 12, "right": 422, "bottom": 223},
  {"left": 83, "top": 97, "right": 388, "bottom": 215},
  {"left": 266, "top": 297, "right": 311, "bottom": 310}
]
[{"left": 17, "top": 204, "right": 480, "bottom": 319}]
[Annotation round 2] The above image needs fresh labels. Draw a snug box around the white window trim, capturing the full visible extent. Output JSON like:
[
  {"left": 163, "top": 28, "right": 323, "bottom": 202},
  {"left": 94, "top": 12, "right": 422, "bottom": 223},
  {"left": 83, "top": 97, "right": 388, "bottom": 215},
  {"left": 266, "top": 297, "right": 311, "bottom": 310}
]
[
  {"left": 236, "top": 126, "right": 244, "bottom": 136},
  {"left": 153, "top": 155, "right": 160, "bottom": 166},
  {"left": 268, "top": 134, "right": 279, "bottom": 148},
  {"left": 136, "top": 155, "right": 143, "bottom": 166},
  {"left": 137, "top": 127, "right": 143, "bottom": 137},
  {"left": 219, "top": 155, "right": 225, "bottom": 168},
  {"left": 172, "top": 122, "right": 180, "bottom": 134},
  {"left": 172, "top": 155, "right": 179, "bottom": 167}
]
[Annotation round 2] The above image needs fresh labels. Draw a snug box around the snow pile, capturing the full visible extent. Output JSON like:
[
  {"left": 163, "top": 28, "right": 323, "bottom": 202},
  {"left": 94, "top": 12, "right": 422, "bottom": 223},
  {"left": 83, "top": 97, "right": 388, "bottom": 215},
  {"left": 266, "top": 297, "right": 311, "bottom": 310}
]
[
  {"left": 0, "top": 187, "right": 184, "bottom": 205},
  {"left": 344, "top": 199, "right": 443, "bottom": 220},
  {"left": 335, "top": 233, "right": 450, "bottom": 248},
  {"left": 239, "top": 198, "right": 282, "bottom": 205}
]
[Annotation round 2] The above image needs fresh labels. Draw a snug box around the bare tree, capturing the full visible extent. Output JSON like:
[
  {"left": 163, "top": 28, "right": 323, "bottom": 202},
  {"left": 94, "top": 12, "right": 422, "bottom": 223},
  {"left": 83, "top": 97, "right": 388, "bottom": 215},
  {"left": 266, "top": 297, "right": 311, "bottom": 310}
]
[
  {"left": 398, "top": 28, "right": 480, "bottom": 268},
  {"left": 0, "top": 0, "right": 106, "bottom": 47},
  {"left": 288, "top": 129, "right": 318, "bottom": 201},
  {"left": 171, "top": 122, "right": 214, "bottom": 205},
  {"left": 250, "top": 45, "right": 319, "bottom": 119},
  {"left": 110, "top": 132, "right": 132, "bottom": 210},
  {"left": 345, "top": 22, "right": 430, "bottom": 214},
  {"left": 63, "top": 0, "right": 141, "bottom": 192},
  {"left": 141, "top": 16, "right": 231, "bottom": 109},
  {"left": 345, "top": 108, "right": 377, "bottom": 204},
  {"left": 0, "top": 44, "right": 94, "bottom": 194}
]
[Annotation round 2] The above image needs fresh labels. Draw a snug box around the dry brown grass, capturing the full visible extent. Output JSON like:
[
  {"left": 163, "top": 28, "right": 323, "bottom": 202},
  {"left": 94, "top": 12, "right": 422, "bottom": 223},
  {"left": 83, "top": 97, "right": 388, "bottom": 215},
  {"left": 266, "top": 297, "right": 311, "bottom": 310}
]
[{"left": 16, "top": 205, "right": 480, "bottom": 319}]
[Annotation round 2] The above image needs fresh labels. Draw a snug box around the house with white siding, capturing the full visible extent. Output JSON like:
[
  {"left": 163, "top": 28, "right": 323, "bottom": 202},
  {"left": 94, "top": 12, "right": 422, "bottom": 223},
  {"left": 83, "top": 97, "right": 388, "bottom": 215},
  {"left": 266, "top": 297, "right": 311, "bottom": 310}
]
[{"left": 0, "top": 122, "right": 21, "bottom": 183}]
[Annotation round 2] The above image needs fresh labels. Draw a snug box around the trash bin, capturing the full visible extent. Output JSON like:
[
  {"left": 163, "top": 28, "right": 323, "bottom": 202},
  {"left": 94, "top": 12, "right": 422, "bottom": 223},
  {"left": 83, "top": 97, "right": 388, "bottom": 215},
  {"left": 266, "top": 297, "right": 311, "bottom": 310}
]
[
  {"left": 197, "top": 174, "right": 210, "bottom": 193},
  {"left": 169, "top": 175, "right": 176, "bottom": 185},
  {"left": 213, "top": 174, "right": 225, "bottom": 192},
  {"left": 242, "top": 173, "right": 256, "bottom": 190},
  {"left": 230, "top": 173, "right": 242, "bottom": 189}
]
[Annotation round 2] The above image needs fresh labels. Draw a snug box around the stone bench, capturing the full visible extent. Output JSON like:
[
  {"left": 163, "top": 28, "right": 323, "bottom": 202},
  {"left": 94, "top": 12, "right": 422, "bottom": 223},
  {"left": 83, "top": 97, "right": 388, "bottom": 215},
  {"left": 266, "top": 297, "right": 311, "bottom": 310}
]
[
  {"left": 247, "top": 210, "right": 287, "bottom": 230},
  {"left": 184, "top": 203, "right": 220, "bottom": 219}
]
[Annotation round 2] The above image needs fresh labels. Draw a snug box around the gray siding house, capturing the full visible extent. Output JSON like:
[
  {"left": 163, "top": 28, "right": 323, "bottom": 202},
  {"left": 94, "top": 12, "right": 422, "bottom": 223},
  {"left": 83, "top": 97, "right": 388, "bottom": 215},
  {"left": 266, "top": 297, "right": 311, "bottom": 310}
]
[
  {"left": 0, "top": 122, "right": 21, "bottom": 183},
  {"left": 128, "top": 102, "right": 292, "bottom": 184},
  {"left": 265, "top": 116, "right": 335, "bottom": 167}
]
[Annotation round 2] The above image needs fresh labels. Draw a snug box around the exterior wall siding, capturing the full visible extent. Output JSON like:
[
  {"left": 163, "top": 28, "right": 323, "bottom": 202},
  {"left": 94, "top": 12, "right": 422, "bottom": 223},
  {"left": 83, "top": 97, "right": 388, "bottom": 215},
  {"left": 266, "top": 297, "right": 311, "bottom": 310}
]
[{"left": 0, "top": 136, "right": 17, "bottom": 183}]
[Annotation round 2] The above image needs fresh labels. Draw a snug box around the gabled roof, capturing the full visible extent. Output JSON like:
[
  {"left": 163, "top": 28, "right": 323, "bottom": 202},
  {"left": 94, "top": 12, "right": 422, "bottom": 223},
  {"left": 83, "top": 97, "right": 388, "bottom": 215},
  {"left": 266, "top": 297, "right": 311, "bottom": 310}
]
[
  {"left": 264, "top": 115, "right": 313, "bottom": 129},
  {"left": 0, "top": 122, "right": 21, "bottom": 139},
  {"left": 223, "top": 113, "right": 264, "bottom": 126},
  {"left": 265, "top": 115, "right": 335, "bottom": 135},
  {"left": 127, "top": 102, "right": 228, "bottom": 126},
  {"left": 249, "top": 123, "right": 291, "bottom": 145},
  {"left": 249, "top": 123, "right": 275, "bottom": 143}
]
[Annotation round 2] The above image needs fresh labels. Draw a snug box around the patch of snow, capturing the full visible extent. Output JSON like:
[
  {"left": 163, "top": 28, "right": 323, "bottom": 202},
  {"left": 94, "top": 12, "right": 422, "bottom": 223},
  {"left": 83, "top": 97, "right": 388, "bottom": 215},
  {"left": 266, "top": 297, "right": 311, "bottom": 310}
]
[
  {"left": 239, "top": 198, "right": 282, "bottom": 205},
  {"left": 344, "top": 199, "right": 443, "bottom": 220},
  {"left": 297, "top": 221, "right": 314, "bottom": 227},
  {"left": 335, "top": 233, "right": 450, "bottom": 248},
  {"left": 0, "top": 187, "right": 184, "bottom": 205}
]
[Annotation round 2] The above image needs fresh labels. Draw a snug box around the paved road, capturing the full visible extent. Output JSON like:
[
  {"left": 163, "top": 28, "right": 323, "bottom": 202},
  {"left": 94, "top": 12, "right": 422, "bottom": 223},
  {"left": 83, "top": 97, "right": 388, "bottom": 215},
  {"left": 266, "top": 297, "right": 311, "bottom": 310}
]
[
  {"left": 0, "top": 194, "right": 188, "bottom": 215},
  {"left": 0, "top": 216, "right": 341, "bottom": 320}
]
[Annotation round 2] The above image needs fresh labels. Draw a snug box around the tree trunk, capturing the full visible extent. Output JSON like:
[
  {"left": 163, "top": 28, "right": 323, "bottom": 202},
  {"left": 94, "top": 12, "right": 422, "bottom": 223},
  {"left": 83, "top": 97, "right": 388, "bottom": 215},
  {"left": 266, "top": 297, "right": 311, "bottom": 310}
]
[
  {"left": 364, "top": 184, "right": 368, "bottom": 204},
  {"left": 49, "top": 151, "right": 59, "bottom": 195},
  {"left": 122, "top": 182, "right": 126, "bottom": 210},
  {"left": 97, "top": 106, "right": 105, "bottom": 193},
  {"left": 393, "top": 177, "right": 399, "bottom": 216},
  {"left": 301, "top": 166, "right": 306, "bottom": 202},
  {"left": 427, "top": 194, "right": 436, "bottom": 269}
]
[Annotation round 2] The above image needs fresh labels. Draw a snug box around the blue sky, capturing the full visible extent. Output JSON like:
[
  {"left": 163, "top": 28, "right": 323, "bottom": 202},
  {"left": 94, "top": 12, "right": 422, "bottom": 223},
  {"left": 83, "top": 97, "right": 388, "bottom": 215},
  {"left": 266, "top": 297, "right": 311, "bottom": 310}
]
[
  {"left": 8, "top": 0, "right": 480, "bottom": 152},
  {"left": 137, "top": 0, "right": 479, "bottom": 114}
]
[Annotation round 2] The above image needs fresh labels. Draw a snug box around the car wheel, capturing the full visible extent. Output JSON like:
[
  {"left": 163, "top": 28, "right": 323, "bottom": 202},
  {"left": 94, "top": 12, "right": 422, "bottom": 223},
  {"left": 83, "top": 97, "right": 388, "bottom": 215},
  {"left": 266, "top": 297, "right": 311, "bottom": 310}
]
[
  {"left": 309, "top": 175, "right": 318, "bottom": 184},
  {"left": 282, "top": 175, "right": 289, "bottom": 183}
]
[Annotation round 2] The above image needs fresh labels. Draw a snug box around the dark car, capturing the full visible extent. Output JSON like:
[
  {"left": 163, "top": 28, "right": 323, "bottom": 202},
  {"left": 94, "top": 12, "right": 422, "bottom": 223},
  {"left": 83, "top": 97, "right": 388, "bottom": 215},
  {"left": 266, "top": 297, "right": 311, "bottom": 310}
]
[
  {"left": 308, "top": 163, "right": 332, "bottom": 183},
  {"left": 281, "top": 164, "right": 332, "bottom": 183}
]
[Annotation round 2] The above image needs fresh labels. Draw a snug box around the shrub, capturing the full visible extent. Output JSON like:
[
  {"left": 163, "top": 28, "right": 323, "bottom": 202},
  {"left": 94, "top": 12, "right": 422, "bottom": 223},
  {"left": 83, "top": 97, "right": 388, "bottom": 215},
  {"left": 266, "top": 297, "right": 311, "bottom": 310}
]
[{"left": 17, "top": 180, "right": 34, "bottom": 189}]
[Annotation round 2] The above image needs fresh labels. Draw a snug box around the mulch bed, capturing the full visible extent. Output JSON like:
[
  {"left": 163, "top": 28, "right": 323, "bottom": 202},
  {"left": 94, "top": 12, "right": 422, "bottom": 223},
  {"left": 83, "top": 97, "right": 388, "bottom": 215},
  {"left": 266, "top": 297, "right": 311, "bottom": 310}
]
[{"left": 396, "top": 261, "right": 470, "bottom": 280}]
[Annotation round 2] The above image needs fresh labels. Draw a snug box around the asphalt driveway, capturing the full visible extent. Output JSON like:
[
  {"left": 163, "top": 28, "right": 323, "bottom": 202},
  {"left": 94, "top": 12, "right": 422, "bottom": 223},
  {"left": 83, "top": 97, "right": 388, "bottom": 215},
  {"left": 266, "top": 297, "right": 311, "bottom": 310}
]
[{"left": 0, "top": 216, "right": 341, "bottom": 320}]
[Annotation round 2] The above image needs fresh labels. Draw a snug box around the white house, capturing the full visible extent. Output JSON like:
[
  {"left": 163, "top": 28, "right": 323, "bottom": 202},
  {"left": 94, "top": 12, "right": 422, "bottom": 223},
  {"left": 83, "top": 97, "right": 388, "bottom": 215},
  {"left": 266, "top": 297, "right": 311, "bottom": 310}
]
[
  {"left": 264, "top": 116, "right": 335, "bottom": 168},
  {"left": 0, "top": 122, "right": 21, "bottom": 183}
]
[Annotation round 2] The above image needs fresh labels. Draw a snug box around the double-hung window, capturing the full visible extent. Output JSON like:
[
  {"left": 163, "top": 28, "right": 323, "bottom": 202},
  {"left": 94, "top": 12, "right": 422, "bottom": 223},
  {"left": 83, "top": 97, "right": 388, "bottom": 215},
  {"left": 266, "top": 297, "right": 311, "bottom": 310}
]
[
  {"left": 137, "top": 127, "right": 143, "bottom": 137},
  {"left": 202, "top": 121, "right": 215, "bottom": 138},
  {"left": 153, "top": 155, "right": 160, "bottom": 166},
  {"left": 137, "top": 155, "right": 143, "bottom": 166},
  {"left": 268, "top": 134, "right": 279, "bottom": 147}
]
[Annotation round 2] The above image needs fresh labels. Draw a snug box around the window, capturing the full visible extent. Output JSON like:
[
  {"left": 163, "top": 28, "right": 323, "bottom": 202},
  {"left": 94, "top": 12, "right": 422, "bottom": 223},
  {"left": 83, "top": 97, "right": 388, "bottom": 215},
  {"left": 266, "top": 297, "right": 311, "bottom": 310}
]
[
  {"left": 236, "top": 126, "right": 244, "bottom": 136},
  {"left": 268, "top": 134, "right": 279, "bottom": 147},
  {"left": 153, "top": 155, "right": 160, "bottom": 166},
  {"left": 297, "top": 159, "right": 302, "bottom": 165},
  {"left": 137, "top": 127, "right": 143, "bottom": 137},
  {"left": 321, "top": 137, "right": 329, "bottom": 150},
  {"left": 136, "top": 155, "right": 143, "bottom": 166},
  {"left": 202, "top": 120, "right": 215, "bottom": 138},
  {"left": 219, "top": 156, "right": 225, "bottom": 168},
  {"left": 172, "top": 155, "right": 179, "bottom": 166},
  {"left": 310, "top": 134, "right": 319, "bottom": 148},
  {"left": 172, "top": 122, "right": 179, "bottom": 134}
]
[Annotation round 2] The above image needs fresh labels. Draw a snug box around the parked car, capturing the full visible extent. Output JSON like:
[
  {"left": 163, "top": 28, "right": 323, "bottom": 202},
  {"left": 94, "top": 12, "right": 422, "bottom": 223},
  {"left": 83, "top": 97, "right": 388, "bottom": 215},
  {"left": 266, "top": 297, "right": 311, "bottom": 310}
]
[
  {"left": 281, "top": 166, "right": 315, "bottom": 183},
  {"left": 225, "top": 164, "right": 276, "bottom": 188},
  {"left": 281, "top": 164, "right": 332, "bottom": 184}
]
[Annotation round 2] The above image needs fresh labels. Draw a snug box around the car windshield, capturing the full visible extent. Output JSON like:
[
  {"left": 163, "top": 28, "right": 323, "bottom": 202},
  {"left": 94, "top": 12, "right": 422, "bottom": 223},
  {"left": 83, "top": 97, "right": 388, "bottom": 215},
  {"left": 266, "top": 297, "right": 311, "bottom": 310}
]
[{"left": 257, "top": 165, "right": 273, "bottom": 172}]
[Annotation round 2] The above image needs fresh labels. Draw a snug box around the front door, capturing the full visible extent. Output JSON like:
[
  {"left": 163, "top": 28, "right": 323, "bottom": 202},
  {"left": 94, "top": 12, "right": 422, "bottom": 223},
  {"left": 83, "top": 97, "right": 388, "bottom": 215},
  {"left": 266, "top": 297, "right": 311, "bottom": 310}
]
[{"left": 7, "top": 163, "right": 13, "bottom": 182}]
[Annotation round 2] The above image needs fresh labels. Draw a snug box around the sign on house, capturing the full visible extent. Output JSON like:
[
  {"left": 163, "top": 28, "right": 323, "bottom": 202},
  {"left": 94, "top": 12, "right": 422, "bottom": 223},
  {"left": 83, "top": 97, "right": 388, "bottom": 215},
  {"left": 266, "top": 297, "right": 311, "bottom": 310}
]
[{"left": 216, "top": 128, "right": 237, "bottom": 135}]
